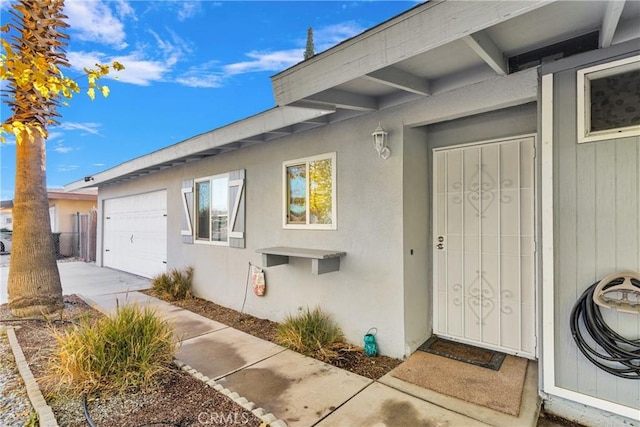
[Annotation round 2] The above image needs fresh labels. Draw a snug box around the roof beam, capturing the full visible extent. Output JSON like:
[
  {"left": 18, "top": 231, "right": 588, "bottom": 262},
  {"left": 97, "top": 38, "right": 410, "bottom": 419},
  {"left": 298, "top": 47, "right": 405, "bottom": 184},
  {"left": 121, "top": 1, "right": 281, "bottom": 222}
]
[
  {"left": 265, "top": 126, "right": 293, "bottom": 135},
  {"left": 238, "top": 135, "right": 265, "bottom": 144},
  {"left": 363, "top": 66, "right": 430, "bottom": 96},
  {"left": 462, "top": 31, "right": 507, "bottom": 75},
  {"left": 306, "top": 89, "right": 377, "bottom": 111},
  {"left": 272, "top": 1, "right": 548, "bottom": 105},
  {"left": 300, "top": 115, "right": 329, "bottom": 125},
  {"left": 600, "top": 0, "right": 625, "bottom": 48}
]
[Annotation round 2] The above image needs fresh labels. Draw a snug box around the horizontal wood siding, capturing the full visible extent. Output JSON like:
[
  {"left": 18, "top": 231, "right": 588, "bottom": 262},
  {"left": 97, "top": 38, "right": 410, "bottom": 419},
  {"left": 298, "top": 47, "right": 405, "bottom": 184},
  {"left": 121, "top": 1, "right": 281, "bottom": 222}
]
[{"left": 554, "top": 68, "right": 640, "bottom": 408}]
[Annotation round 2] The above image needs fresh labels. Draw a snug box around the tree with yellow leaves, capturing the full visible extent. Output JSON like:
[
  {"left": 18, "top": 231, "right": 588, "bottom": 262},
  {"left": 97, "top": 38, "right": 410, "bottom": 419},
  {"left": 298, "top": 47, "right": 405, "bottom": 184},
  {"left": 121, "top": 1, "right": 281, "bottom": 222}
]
[{"left": 0, "top": 0, "right": 123, "bottom": 316}]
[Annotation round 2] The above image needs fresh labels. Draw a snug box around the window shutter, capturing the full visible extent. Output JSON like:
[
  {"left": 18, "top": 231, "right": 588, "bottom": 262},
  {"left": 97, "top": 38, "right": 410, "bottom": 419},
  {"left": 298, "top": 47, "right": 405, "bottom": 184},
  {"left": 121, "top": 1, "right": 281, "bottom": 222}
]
[
  {"left": 228, "top": 169, "right": 245, "bottom": 248},
  {"left": 181, "top": 180, "right": 194, "bottom": 244}
]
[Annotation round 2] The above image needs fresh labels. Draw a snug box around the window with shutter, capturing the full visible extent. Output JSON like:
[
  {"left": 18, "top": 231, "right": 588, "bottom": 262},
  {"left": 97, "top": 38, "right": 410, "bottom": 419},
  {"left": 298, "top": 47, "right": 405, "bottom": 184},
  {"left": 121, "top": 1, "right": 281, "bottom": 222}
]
[{"left": 187, "top": 169, "right": 245, "bottom": 248}]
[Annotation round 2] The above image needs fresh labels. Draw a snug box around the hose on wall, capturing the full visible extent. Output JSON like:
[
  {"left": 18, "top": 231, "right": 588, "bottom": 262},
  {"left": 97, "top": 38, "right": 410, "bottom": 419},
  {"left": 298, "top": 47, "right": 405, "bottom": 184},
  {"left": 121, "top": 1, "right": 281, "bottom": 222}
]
[{"left": 569, "top": 277, "right": 640, "bottom": 379}]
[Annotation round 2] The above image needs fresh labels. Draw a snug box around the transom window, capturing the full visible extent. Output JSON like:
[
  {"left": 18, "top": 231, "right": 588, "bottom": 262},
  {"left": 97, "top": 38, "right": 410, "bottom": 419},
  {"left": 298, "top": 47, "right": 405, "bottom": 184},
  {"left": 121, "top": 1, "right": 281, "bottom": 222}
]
[
  {"left": 577, "top": 55, "right": 640, "bottom": 143},
  {"left": 283, "top": 152, "right": 336, "bottom": 230},
  {"left": 195, "top": 174, "right": 229, "bottom": 244}
]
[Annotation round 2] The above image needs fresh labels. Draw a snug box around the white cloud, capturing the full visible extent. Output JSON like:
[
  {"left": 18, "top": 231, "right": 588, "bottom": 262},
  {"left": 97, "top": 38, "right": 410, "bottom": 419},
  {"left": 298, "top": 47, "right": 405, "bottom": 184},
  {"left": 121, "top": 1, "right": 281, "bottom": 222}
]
[
  {"left": 57, "top": 165, "right": 80, "bottom": 172},
  {"left": 148, "top": 29, "right": 192, "bottom": 67},
  {"left": 177, "top": 2, "right": 202, "bottom": 21},
  {"left": 68, "top": 51, "right": 169, "bottom": 86},
  {"left": 114, "top": 0, "right": 136, "bottom": 20},
  {"left": 53, "top": 144, "right": 74, "bottom": 154},
  {"left": 56, "top": 122, "right": 103, "bottom": 137},
  {"left": 176, "top": 60, "right": 224, "bottom": 88},
  {"left": 0, "top": 135, "right": 16, "bottom": 146},
  {"left": 46, "top": 132, "right": 64, "bottom": 142},
  {"left": 218, "top": 21, "right": 365, "bottom": 79},
  {"left": 224, "top": 49, "right": 303, "bottom": 76},
  {"left": 176, "top": 75, "right": 224, "bottom": 88},
  {"left": 92, "top": 163, "right": 105, "bottom": 167},
  {"left": 65, "top": 0, "right": 131, "bottom": 49},
  {"left": 314, "top": 21, "right": 365, "bottom": 52}
]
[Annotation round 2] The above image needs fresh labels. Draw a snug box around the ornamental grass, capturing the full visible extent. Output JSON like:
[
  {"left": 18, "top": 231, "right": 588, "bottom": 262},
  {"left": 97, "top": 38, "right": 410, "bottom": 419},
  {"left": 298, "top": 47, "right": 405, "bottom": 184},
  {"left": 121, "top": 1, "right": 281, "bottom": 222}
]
[
  {"left": 151, "top": 266, "right": 194, "bottom": 301},
  {"left": 276, "top": 307, "right": 344, "bottom": 362},
  {"left": 48, "top": 304, "right": 176, "bottom": 395}
]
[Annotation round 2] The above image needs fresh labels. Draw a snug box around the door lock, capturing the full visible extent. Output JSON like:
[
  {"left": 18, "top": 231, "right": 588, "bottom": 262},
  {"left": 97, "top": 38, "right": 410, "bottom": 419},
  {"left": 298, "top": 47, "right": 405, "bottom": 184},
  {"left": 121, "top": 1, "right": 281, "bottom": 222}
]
[{"left": 438, "top": 236, "right": 444, "bottom": 242}]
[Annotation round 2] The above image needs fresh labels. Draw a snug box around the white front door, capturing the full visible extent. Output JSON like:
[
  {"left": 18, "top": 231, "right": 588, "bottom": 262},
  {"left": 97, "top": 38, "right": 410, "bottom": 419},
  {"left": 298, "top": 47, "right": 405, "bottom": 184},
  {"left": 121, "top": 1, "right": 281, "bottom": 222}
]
[{"left": 433, "top": 136, "right": 536, "bottom": 358}]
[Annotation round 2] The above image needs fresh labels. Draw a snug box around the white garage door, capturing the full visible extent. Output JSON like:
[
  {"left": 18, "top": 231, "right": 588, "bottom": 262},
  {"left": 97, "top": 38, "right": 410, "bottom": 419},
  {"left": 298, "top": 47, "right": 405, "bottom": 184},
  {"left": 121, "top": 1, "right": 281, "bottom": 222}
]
[{"left": 103, "top": 190, "right": 167, "bottom": 278}]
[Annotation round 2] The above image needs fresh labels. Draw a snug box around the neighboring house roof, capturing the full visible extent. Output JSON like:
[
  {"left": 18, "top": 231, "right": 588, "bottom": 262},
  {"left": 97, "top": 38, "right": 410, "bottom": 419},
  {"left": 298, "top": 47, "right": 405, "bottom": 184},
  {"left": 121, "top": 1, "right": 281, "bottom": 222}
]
[
  {"left": 0, "top": 200, "right": 13, "bottom": 210},
  {"left": 47, "top": 188, "right": 97, "bottom": 202},
  {"left": 65, "top": 0, "right": 640, "bottom": 191}
]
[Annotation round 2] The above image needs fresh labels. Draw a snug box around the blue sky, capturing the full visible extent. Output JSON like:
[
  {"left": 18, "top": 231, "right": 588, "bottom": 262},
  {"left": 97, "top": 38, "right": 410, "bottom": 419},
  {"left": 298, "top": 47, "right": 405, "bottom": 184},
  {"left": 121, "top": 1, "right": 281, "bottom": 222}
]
[{"left": 0, "top": 0, "right": 417, "bottom": 200}]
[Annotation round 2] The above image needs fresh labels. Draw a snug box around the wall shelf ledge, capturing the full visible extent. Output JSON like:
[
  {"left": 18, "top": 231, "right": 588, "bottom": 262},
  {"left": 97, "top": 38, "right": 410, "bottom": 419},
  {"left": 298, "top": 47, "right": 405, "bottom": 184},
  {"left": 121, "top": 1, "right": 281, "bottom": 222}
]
[{"left": 256, "top": 246, "right": 346, "bottom": 275}]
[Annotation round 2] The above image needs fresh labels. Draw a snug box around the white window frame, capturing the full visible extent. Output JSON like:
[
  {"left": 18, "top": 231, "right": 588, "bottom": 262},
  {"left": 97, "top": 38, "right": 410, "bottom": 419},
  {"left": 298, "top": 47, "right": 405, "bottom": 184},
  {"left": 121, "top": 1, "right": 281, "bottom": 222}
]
[
  {"left": 577, "top": 55, "right": 640, "bottom": 143},
  {"left": 194, "top": 173, "right": 230, "bottom": 246},
  {"left": 282, "top": 152, "right": 337, "bottom": 230}
]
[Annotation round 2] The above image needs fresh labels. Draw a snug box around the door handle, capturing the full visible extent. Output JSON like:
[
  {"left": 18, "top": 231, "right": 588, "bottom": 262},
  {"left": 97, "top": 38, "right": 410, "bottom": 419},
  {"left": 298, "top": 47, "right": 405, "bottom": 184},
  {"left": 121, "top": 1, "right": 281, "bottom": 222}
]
[{"left": 436, "top": 243, "right": 444, "bottom": 250}]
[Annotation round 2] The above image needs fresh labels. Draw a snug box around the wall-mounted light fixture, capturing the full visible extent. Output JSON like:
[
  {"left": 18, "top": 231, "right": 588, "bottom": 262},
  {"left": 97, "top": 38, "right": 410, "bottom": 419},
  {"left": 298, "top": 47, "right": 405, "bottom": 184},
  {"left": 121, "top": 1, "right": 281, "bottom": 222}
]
[
  {"left": 84, "top": 176, "right": 94, "bottom": 182},
  {"left": 372, "top": 122, "right": 390, "bottom": 159}
]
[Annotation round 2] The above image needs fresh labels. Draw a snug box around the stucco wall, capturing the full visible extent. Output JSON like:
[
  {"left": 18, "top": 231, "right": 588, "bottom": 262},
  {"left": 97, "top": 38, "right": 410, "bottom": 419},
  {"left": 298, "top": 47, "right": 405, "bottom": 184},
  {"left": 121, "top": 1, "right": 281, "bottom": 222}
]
[
  {"left": 98, "top": 113, "right": 409, "bottom": 357},
  {"left": 96, "top": 69, "right": 538, "bottom": 358},
  {"left": 401, "top": 126, "right": 430, "bottom": 355}
]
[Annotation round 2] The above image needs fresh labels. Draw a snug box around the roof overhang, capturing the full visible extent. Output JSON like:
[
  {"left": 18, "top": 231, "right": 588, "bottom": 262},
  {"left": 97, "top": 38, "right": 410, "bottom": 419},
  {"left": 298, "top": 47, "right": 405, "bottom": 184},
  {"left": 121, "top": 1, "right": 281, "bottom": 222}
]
[
  {"left": 65, "top": 105, "right": 334, "bottom": 191},
  {"left": 272, "top": 0, "right": 639, "bottom": 113}
]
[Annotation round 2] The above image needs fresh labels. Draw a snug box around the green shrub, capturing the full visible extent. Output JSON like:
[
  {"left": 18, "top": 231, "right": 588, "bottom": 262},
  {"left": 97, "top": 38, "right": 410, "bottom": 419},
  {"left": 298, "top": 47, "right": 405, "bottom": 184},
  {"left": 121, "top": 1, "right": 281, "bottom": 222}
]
[
  {"left": 49, "top": 304, "right": 176, "bottom": 395},
  {"left": 276, "top": 307, "right": 344, "bottom": 362},
  {"left": 151, "top": 266, "right": 194, "bottom": 301}
]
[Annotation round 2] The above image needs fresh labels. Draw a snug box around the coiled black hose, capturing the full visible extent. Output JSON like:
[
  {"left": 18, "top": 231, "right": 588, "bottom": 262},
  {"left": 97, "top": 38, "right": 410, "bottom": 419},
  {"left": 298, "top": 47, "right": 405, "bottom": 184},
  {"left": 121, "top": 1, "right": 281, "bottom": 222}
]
[{"left": 569, "top": 278, "right": 640, "bottom": 379}]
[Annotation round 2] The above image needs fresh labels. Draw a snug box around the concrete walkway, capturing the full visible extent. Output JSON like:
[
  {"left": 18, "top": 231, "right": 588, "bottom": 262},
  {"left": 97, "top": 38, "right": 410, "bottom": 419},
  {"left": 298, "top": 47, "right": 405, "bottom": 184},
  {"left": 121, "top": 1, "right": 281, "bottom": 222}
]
[{"left": 2, "top": 261, "right": 541, "bottom": 426}]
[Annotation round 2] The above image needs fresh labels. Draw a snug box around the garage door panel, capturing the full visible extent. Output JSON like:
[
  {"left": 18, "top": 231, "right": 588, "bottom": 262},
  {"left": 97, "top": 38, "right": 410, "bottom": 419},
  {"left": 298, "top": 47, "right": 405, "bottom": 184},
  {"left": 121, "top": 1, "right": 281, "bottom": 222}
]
[{"left": 103, "top": 191, "right": 167, "bottom": 278}]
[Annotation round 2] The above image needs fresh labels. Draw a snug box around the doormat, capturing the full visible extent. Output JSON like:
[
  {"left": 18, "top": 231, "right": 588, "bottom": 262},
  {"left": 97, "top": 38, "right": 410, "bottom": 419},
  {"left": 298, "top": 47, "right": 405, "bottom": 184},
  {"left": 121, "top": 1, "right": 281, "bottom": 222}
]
[
  {"left": 390, "top": 351, "right": 528, "bottom": 416},
  {"left": 418, "top": 336, "right": 506, "bottom": 371}
]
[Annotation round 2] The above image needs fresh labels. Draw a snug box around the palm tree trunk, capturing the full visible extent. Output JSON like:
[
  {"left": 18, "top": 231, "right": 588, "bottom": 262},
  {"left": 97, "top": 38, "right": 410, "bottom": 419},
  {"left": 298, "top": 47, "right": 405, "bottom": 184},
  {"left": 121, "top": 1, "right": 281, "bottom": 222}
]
[{"left": 8, "top": 130, "right": 63, "bottom": 317}]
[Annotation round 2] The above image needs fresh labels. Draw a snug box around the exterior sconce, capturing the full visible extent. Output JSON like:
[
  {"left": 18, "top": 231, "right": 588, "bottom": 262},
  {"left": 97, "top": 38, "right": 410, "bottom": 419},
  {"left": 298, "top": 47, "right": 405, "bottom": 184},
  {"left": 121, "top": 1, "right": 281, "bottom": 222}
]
[{"left": 372, "top": 122, "right": 390, "bottom": 159}]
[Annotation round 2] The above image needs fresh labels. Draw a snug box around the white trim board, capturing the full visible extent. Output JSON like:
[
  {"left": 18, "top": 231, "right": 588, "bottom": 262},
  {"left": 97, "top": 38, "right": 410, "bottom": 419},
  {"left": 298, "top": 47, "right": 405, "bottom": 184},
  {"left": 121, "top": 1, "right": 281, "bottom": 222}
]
[{"left": 539, "top": 72, "right": 639, "bottom": 422}]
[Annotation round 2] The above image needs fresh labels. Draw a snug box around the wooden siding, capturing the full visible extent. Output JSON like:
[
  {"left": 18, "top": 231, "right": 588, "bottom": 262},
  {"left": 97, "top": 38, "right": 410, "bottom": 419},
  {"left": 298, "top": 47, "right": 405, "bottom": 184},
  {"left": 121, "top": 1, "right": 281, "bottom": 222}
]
[{"left": 553, "top": 68, "right": 640, "bottom": 409}]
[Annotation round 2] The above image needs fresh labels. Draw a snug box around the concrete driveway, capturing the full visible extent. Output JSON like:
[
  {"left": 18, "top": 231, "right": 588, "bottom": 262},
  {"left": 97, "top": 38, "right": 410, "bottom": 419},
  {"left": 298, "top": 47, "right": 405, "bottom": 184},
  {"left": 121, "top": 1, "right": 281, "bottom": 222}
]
[{"left": 0, "top": 257, "right": 150, "bottom": 305}]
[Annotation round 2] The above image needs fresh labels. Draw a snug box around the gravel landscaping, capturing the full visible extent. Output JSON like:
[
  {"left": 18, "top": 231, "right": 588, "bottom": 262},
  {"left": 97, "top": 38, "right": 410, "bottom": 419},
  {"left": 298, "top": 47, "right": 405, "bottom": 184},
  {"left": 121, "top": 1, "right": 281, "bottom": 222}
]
[
  {"left": 0, "top": 331, "right": 36, "bottom": 426},
  {"left": 1, "top": 295, "right": 263, "bottom": 427}
]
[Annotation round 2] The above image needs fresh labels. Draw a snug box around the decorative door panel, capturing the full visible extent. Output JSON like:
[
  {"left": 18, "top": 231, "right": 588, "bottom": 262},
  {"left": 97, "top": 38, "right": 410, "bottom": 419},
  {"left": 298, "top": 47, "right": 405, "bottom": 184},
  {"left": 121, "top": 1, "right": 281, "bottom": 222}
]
[{"left": 433, "top": 137, "right": 536, "bottom": 358}]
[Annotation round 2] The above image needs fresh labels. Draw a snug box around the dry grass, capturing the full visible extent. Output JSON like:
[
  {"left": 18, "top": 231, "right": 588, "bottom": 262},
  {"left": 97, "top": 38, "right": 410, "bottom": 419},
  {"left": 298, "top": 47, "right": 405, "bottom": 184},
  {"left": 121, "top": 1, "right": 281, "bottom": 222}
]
[
  {"left": 276, "top": 307, "right": 344, "bottom": 362},
  {"left": 47, "top": 304, "right": 176, "bottom": 396},
  {"left": 151, "top": 266, "right": 194, "bottom": 301}
]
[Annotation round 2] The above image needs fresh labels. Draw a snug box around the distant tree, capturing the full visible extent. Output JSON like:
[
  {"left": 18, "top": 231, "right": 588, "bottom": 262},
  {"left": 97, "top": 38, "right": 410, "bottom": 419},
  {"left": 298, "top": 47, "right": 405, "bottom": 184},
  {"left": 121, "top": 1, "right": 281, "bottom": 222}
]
[
  {"left": 0, "top": 0, "right": 123, "bottom": 317},
  {"left": 304, "top": 27, "right": 315, "bottom": 60}
]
